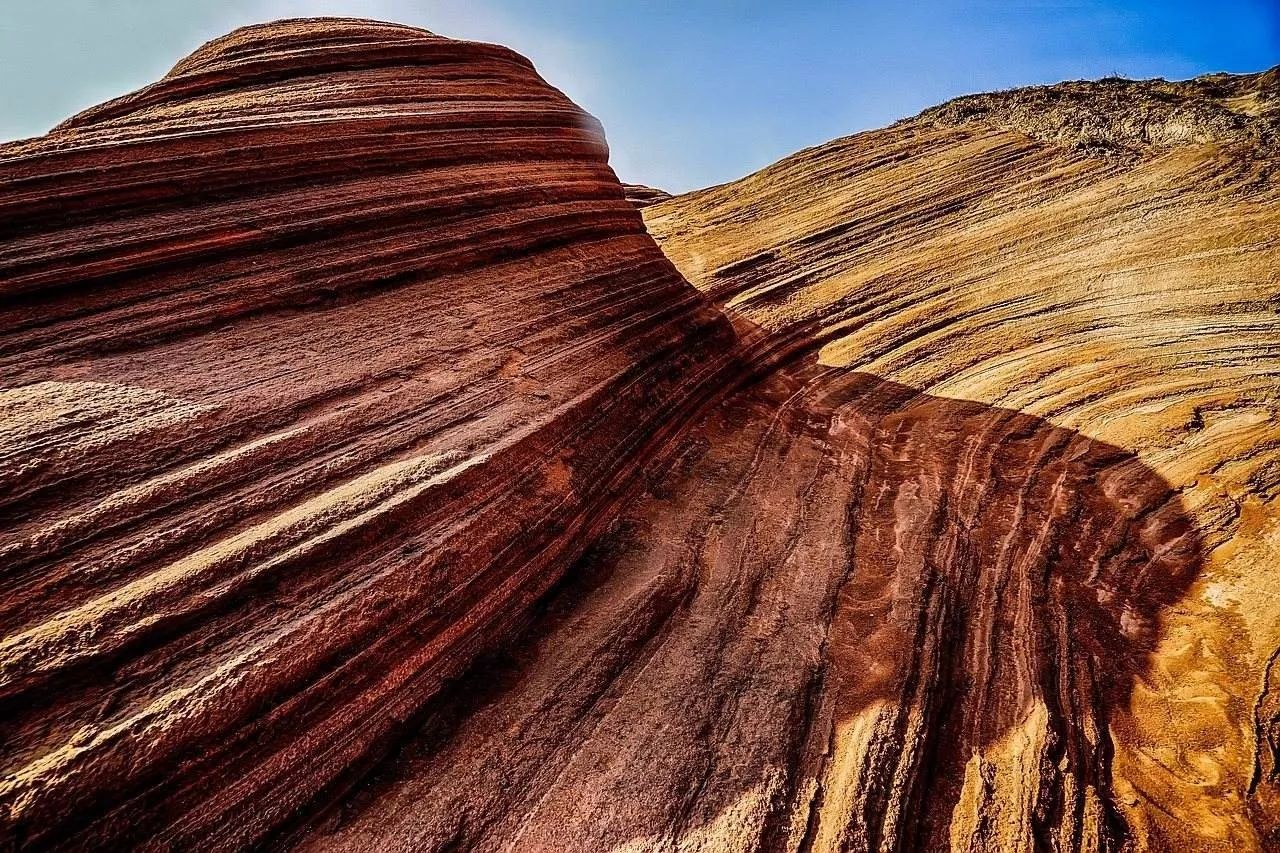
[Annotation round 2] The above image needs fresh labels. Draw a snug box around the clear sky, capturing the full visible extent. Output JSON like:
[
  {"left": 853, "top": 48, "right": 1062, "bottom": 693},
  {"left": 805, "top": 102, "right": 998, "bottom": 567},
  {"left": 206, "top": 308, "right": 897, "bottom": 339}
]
[{"left": 2, "top": 1, "right": 1276, "bottom": 192}]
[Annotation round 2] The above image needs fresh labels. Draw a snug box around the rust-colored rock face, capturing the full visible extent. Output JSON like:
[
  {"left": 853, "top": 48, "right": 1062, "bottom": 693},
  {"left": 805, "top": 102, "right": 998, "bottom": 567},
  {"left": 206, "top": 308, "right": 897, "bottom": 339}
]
[
  {"left": 298, "top": 68, "right": 1280, "bottom": 853},
  {"left": 2, "top": 17, "right": 1278, "bottom": 853},
  {"left": 0, "top": 17, "right": 731, "bottom": 851}
]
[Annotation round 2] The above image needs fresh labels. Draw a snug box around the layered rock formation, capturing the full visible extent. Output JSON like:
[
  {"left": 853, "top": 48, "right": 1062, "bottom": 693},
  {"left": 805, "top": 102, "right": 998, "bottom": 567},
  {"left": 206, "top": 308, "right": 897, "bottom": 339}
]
[
  {"left": 296, "top": 68, "right": 1280, "bottom": 853},
  {"left": 638, "top": 82, "right": 1280, "bottom": 849},
  {"left": 2, "top": 17, "right": 1278, "bottom": 853},
  {"left": 0, "top": 18, "right": 732, "bottom": 851}
]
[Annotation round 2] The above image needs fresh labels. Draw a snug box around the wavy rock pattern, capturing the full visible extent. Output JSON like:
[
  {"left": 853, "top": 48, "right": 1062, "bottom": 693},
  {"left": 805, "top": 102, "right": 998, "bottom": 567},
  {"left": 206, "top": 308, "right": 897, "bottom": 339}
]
[
  {"left": 0, "top": 18, "right": 731, "bottom": 851},
  {"left": 2, "top": 17, "right": 1278, "bottom": 853},
  {"left": 642, "top": 88, "right": 1280, "bottom": 853},
  {"left": 301, "top": 69, "right": 1280, "bottom": 853}
]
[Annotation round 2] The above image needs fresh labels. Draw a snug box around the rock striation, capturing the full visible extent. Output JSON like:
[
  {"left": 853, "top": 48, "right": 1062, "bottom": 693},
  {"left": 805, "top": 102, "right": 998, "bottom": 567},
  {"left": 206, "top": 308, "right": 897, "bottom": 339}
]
[
  {"left": 300, "top": 67, "right": 1280, "bottom": 853},
  {"left": 1, "top": 18, "right": 1278, "bottom": 853},
  {"left": 0, "top": 18, "right": 732, "bottom": 851}
]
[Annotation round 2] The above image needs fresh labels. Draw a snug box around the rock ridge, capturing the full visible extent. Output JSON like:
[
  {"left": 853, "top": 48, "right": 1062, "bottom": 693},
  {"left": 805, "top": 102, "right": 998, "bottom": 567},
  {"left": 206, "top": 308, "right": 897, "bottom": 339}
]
[{"left": 918, "top": 65, "right": 1279, "bottom": 154}]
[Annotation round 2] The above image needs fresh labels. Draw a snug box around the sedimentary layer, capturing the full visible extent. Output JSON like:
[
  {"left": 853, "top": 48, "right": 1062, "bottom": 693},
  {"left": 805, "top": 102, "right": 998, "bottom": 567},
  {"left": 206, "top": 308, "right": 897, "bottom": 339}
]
[
  {"left": 3, "top": 18, "right": 1278, "bottom": 853},
  {"left": 299, "top": 68, "right": 1280, "bottom": 852},
  {"left": 0, "top": 18, "right": 731, "bottom": 851}
]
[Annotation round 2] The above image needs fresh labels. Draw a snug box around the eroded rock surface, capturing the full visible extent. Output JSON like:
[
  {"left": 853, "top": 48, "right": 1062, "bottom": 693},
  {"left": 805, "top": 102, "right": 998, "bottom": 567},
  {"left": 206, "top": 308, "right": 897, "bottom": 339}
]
[
  {"left": 1, "top": 17, "right": 1278, "bottom": 853},
  {"left": 0, "top": 18, "right": 731, "bottom": 851},
  {"left": 301, "top": 67, "right": 1280, "bottom": 853},
  {"left": 919, "top": 67, "right": 1278, "bottom": 154}
]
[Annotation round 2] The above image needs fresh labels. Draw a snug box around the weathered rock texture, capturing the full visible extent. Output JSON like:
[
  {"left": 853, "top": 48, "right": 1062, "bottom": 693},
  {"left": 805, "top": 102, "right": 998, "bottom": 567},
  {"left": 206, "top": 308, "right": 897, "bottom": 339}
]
[
  {"left": 1, "top": 19, "right": 1278, "bottom": 853},
  {"left": 296, "top": 67, "right": 1280, "bottom": 853},
  {"left": 0, "top": 18, "right": 732, "bottom": 851},
  {"left": 919, "top": 66, "right": 1278, "bottom": 154}
]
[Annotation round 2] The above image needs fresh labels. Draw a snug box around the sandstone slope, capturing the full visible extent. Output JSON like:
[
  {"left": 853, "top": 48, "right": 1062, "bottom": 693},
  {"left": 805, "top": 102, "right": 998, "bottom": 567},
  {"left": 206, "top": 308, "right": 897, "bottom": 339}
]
[
  {"left": 2, "top": 18, "right": 1279, "bottom": 853},
  {"left": 298, "top": 68, "right": 1280, "bottom": 852},
  {"left": 0, "top": 18, "right": 731, "bottom": 850}
]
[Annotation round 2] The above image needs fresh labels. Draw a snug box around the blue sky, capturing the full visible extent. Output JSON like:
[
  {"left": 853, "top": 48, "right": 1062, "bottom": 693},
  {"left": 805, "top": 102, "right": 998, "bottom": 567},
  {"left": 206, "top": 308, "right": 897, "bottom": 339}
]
[{"left": 2, "top": 1, "right": 1276, "bottom": 191}]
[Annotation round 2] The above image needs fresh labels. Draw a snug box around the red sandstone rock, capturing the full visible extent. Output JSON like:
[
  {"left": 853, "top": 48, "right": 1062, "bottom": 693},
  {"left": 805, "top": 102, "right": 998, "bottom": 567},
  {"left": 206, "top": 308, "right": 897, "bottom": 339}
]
[
  {"left": 298, "top": 65, "right": 1280, "bottom": 853},
  {"left": 0, "top": 18, "right": 730, "bottom": 851},
  {"left": 2, "top": 16, "right": 1278, "bottom": 853}
]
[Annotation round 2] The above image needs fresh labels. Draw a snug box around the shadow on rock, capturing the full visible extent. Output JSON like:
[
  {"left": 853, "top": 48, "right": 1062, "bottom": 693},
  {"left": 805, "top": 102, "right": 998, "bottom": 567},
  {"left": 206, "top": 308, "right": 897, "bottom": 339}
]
[
  {"left": 804, "top": 370, "right": 1202, "bottom": 852},
  {"left": 294, "top": 364, "right": 1204, "bottom": 853}
]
